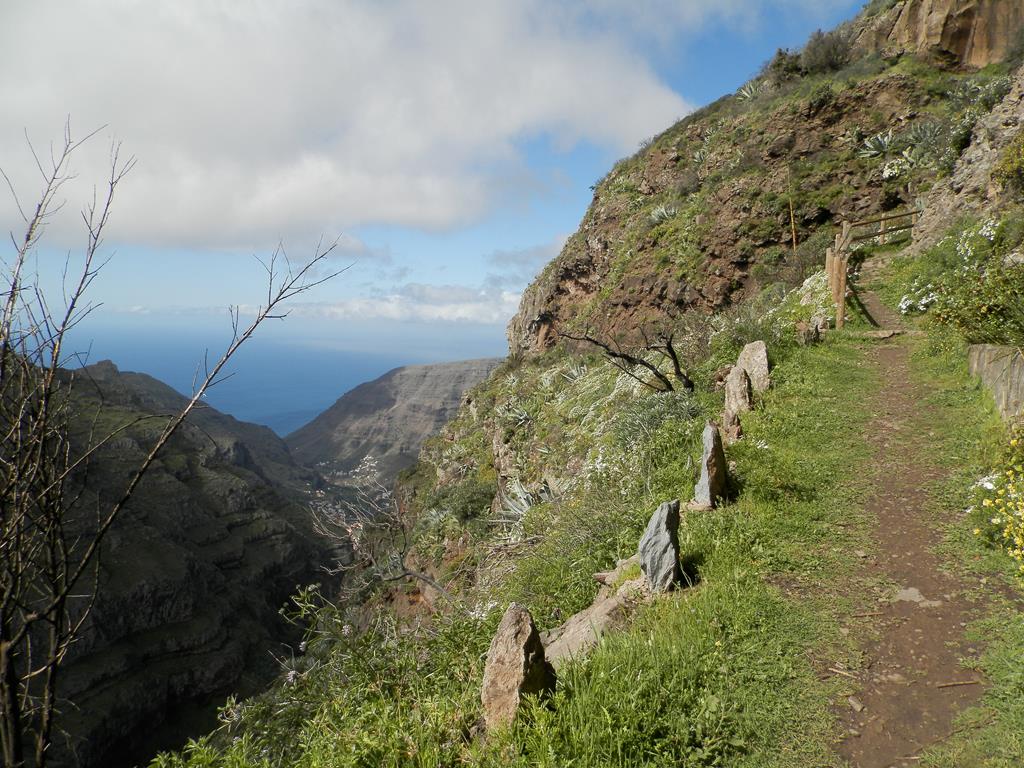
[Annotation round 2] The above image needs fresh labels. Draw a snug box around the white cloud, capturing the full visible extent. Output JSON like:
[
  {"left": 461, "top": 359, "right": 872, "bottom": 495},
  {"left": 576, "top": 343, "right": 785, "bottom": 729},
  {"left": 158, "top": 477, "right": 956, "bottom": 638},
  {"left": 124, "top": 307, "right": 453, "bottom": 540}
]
[
  {"left": 288, "top": 282, "right": 521, "bottom": 325},
  {"left": 0, "top": 0, "right": 680, "bottom": 248},
  {"left": 0, "top": 0, "right": 847, "bottom": 250}
]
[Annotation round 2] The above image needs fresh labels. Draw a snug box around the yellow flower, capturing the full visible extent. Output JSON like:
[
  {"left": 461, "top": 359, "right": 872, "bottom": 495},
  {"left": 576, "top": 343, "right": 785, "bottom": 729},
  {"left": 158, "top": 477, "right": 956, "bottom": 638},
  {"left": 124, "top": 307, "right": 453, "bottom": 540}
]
[
  {"left": 974, "top": 527, "right": 982, "bottom": 535},
  {"left": 983, "top": 498, "right": 994, "bottom": 507}
]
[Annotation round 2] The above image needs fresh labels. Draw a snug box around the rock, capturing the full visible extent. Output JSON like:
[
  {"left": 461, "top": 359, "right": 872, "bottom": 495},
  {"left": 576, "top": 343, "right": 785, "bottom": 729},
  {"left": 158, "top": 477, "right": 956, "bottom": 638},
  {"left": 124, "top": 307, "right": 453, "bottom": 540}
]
[
  {"left": 712, "top": 364, "right": 733, "bottom": 391},
  {"left": 735, "top": 340, "right": 770, "bottom": 393},
  {"left": 638, "top": 500, "right": 682, "bottom": 592},
  {"left": 724, "top": 365, "right": 753, "bottom": 418},
  {"left": 855, "top": 0, "right": 1024, "bottom": 69},
  {"left": 543, "top": 590, "right": 636, "bottom": 669},
  {"left": 693, "top": 422, "right": 728, "bottom": 509},
  {"left": 795, "top": 321, "right": 820, "bottom": 346},
  {"left": 593, "top": 554, "right": 640, "bottom": 587},
  {"left": 481, "top": 604, "right": 556, "bottom": 730},
  {"left": 721, "top": 408, "right": 743, "bottom": 443}
]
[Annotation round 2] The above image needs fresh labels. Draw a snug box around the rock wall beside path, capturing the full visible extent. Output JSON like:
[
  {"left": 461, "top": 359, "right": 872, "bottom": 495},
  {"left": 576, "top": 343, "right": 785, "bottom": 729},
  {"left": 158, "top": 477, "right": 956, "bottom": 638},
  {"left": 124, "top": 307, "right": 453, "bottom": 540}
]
[{"left": 968, "top": 344, "right": 1024, "bottom": 422}]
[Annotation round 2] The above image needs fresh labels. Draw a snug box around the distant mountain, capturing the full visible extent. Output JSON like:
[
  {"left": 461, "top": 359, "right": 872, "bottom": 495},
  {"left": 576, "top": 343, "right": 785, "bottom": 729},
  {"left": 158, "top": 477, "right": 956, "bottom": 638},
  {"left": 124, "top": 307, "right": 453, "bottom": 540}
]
[
  {"left": 286, "top": 359, "right": 502, "bottom": 483},
  {"left": 57, "top": 361, "right": 335, "bottom": 767}
]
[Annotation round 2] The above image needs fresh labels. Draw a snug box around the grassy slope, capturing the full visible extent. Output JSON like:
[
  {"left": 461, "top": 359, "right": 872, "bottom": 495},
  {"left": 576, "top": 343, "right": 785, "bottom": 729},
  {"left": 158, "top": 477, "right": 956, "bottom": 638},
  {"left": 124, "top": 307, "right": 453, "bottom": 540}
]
[
  {"left": 154, "top": 251, "right": 1024, "bottom": 767},
  {"left": 156, "top": 319, "right": 892, "bottom": 767}
]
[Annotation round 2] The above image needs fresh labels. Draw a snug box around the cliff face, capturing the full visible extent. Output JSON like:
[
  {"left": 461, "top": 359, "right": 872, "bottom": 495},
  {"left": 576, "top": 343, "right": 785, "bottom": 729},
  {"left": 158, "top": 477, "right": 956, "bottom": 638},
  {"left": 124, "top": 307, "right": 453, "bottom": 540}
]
[
  {"left": 911, "top": 63, "right": 1024, "bottom": 251},
  {"left": 286, "top": 359, "right": 502, "bottom": 483},
  {"left": 855, "top": 0, "right": 1024, "bottom": 68},
  {"left": 58, "top": 361, "right": 332, "bottom": 767}
]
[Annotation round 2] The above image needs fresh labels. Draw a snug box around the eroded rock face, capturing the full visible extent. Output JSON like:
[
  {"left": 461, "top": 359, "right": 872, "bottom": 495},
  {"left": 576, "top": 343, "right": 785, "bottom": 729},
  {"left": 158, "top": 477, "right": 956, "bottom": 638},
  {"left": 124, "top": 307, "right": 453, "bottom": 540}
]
[
  {"left": 912, "top": 66, "right": 1024, "bottom": 254},
  {"left": 57, "top": 362, "right": 332, "bottom": 767},
  {"left": 287, "top": 359, "right": 501, "bottom": 483},
  {"left": 638, "top": 500, "right": 682, "bottom": 592},
  {"left": 481, "top": 604, "right": 556, "bottom": 731},
  {"left": 694, "top": 423, "right": 728, "bottom": 509},
  {"left": 855, "top": 0, "right": 1024, "bottom": 68},
  {"left": 735, "top": 341, "right": 771, "bottom": 394}
]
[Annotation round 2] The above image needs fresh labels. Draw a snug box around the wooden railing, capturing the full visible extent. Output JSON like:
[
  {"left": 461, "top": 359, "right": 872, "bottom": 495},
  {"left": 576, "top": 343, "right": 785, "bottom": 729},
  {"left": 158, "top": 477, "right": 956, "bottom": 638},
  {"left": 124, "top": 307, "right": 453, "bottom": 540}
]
[{"left": 826, "top": 209, "right": 921, "bottom": 329}]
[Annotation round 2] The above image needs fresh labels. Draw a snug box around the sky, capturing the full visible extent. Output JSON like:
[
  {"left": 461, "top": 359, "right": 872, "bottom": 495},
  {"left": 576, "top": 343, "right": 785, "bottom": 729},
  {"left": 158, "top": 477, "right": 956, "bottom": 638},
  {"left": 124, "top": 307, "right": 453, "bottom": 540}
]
[{"left": 0, "top": 0, "right": 866, "bottom": 431}]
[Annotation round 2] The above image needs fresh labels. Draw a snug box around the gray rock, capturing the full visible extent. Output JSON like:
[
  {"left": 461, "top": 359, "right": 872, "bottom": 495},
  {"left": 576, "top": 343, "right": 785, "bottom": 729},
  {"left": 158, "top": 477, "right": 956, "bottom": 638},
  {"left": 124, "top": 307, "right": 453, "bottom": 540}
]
[
  {"left": 736, "top": 340, "right": 770, "bottom": 393},
  {"left": 481, "top": 604, "right": 556, "bottom": 730},
  {"left": 638, "top": 500, "right": 682, "bottom": 592},
  {"left": 724, "top": 365, "right": 752, "bottom": 418},
  {"left": 693, "top": 422, "right": 728, "bottom": 508}
]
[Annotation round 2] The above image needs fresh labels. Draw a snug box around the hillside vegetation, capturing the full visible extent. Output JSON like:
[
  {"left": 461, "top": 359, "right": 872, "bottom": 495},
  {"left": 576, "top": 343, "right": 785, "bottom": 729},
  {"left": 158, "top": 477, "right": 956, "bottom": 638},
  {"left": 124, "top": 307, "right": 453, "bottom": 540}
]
[{"left": 154, "top": 2, "right": 1024, "bottom": 766}]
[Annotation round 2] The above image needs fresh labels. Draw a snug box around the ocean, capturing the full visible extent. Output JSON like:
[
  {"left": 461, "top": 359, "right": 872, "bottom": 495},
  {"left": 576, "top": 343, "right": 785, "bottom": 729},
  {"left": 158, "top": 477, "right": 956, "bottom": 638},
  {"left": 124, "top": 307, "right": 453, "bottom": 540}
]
[{"left": 65, "top": 322, "right": 506, "bottom": 435}]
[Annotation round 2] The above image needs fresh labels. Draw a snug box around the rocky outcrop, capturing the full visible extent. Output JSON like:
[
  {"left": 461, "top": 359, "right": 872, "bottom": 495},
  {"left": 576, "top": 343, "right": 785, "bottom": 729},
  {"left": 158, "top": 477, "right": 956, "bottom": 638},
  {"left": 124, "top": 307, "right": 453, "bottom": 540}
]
[
  {"left": 286, "top": 359, "right": 501, "bottom": 483},
  {"left": 639, "top": 500, "right": 683, "bottom": 592},
  {"left": 58, "top": 362, "right": 332, "bottom": 767},
  {"left": 912, "top": 65, "right": 1024, "bottom": 254},
  {"left": 693, "top": 423, "right": 728, "bottom": 509},
  {"left": 481, "top": 604, "right": 556, "bottom": 730},
  {"left": 855, "top": 0, "right": 1024, "bottom": 68}
]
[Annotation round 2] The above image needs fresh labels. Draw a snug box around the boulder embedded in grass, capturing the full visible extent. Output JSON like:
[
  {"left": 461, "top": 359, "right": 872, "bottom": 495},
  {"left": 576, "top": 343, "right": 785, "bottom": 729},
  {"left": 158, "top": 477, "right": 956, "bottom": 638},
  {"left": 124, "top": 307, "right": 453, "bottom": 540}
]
[
  {"left": 481, "top": 604, "right": 556, "bottom": 731},
  {"left": 638, "top": 500, "right": 682, "bottom": 592},
  {"left": 736, "top": 340, "right": 771, "bottom": 392},
  {"left": 693, "top": 422, "right": 728, "bottom": 509}
]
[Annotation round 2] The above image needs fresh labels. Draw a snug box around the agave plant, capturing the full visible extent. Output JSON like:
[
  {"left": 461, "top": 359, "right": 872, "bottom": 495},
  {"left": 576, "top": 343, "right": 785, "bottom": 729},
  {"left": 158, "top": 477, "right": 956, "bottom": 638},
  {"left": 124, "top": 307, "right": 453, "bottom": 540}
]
[
  {"left": 736, "top": 79, "right": 769, "bottom": 102},
  {"left": 904, "top": 120, "right": 945, "bottom": 151},
  {"left": 859, "top": 129, "right": 897, "bottom": 159},
  {"left": 649, "top": 203, "right": 679, "bottom": 225}
]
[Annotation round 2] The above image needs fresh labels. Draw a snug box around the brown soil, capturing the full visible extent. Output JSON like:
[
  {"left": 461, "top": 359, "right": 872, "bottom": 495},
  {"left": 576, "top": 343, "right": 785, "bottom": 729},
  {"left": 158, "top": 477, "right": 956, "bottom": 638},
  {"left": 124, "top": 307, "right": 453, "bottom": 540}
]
[{"left": 835, "top": 291, "right": 985, "bottom": 767}]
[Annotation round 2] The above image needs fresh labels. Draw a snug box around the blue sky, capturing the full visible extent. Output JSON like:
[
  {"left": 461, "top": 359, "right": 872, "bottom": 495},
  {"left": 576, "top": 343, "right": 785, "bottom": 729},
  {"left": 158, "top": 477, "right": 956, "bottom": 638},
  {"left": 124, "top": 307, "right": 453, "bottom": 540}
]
[{"left": 1, "top": 0, "right": 865, "bottom": 429}]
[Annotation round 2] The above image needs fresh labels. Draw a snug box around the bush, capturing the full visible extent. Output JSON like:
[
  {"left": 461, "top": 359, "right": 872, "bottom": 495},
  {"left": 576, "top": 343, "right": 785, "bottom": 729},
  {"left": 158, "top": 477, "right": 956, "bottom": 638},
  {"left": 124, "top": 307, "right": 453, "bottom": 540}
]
[
  {"left": 898, "top": 215, "right": 1024, "bottom": 347},
  {"left": 425, "top": 476, "right": 496, "bottom": 522},
  {"left": 801, "top": 29, "right": 851, "bottom": 74},
  {"left": 973, "top": 432, "right": 1024, "bottom": 572},
  {"left": 762, "top": 48, "right": 802, "bottom": 85},
  {"left": 994, "top": 129, "right": 1024, "bottom": 194}
]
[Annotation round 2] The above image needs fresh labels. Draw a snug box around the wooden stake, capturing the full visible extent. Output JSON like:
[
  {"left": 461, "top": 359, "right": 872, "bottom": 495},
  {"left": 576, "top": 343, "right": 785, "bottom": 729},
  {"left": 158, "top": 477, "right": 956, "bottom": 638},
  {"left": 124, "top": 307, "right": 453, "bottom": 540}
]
[
  {"left": 825, "top": 247, "right": 835, "bottom": 292},
  {"left": 836, "top": 256, "right": 848, "bottom": 330},
  {"left": 936, "top": 680, "right": 982, "bottom": 690}
]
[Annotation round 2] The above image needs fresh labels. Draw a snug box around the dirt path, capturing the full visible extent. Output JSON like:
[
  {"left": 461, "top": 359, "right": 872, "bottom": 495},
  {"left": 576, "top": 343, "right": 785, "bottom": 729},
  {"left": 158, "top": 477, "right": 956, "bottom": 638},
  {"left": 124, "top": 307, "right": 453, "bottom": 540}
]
[{"left": 835, "top": 289, "right": 985, "bottom": 767}]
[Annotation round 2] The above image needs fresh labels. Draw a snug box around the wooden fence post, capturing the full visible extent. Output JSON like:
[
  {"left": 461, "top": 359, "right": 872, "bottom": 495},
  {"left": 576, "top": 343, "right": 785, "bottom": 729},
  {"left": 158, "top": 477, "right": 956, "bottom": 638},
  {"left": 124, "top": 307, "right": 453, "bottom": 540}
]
[
  {"left": 835, "top": 255, "right": 848, "bottom": 330},
  {"left": 825, "top": 247, "right": 835, "bottom": 293}
]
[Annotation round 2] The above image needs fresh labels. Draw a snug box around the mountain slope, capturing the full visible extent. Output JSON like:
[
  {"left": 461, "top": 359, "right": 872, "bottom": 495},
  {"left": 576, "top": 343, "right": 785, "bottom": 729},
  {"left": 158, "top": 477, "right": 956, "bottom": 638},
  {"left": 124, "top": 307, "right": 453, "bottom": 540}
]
[
  {"left": 286, "top": 358, "right": 501, "bottom": 483},
  {"left": 507, "top": 0, "right": 1022, "bottom": 354},
  {"left": 58, "top": 361, "right": 333, "bottom": 767}
]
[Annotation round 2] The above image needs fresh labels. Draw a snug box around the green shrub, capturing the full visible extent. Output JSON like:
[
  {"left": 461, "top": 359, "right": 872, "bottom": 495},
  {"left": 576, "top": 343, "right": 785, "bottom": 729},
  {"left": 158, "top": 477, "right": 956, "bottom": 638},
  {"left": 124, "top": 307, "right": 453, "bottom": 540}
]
[
  {"left": 425, "top": 476, "right": 497, "bottom": 522},
  {"left": 994, "top": 129, "right": 1024, "bottom": 194},
  {"left": 761, "top": 48, "right": 802, "bottom": 85},
  {"left": 896, "top": 215, "right": 1024, "bottom": 347},
  {"left": 800, "top": 29, "right": 851, "bottom": 74}
]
